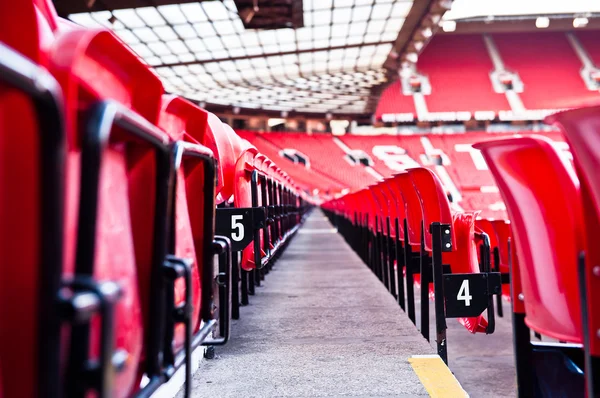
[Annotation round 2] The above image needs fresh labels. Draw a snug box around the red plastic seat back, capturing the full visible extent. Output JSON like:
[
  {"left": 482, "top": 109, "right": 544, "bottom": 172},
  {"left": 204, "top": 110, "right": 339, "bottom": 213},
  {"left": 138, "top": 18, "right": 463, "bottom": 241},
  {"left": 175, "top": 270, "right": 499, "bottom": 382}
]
[
  {"left": 447, "top": 212, "right": 488, "bottom": 334},
  {"left": 235, "top": 147, "right": 260, "bottom": 270},
  {"left": 51, "top": 29, "right": 167, "bottom": 395},
  {"left": 491, "top": 220, "right": 511, "bottom": 269},
  {"left": 201, "top": 113, "right": 236, "bottom": 203},
  {"left": 379, "top": 180, "right": 402, "bottom": 238},
  {"left": 0, "top": 43, "right": 62, "bottom": 398},
  {"left": 0, "top": 0, "right": 56, "bottom": 65},
  {"left": 475, "top": 136, "right": 584, "bottom": 342},
  {"left": 393, "top": 173, "right": 423, "bottom": 247},
  {"left": 382, "top": 178, "right": 407, "bottom": 240},
  {"left": 159, "top": 95, "right": 216, "bottom": 339},
  {"left": 369, "top": 185, "right": 388, "bottom": 233},
  {"left": 548, "top": 106, "right": 600, "bottom": 355},
  {"left": 408, "top": 168, "right": 455, "bottom": 252}
]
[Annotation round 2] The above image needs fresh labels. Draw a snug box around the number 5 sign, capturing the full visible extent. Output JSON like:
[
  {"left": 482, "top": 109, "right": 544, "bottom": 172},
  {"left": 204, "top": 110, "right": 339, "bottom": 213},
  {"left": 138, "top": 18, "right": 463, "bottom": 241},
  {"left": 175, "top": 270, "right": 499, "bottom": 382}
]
[
  {"left": 215, "top": 207, "right": 265, "bottom": 251},
  {"left": 231, "top": 215, "right": 245, "bottom": 242}
]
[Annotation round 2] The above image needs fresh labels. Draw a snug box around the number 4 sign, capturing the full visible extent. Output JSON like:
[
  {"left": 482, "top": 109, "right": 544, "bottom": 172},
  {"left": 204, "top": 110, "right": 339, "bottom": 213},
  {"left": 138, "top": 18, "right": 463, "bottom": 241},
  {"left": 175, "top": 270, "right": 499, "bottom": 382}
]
[
  {"left": 457, "top": 279, "right": 472, "bottom": 307},
  {"left": 443, "top": 273, "right": 497, "bottom": 318}
]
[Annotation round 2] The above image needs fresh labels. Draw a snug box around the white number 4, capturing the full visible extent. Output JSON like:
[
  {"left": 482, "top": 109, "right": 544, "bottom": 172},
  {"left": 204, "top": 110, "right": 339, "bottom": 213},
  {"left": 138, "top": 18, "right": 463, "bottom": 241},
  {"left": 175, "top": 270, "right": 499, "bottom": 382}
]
[
  {"left": 231, "top": 215, "right": 244, "bottom": 242},
  {"left": 457, "top": 280, "right": 472, "bottom": 307}
]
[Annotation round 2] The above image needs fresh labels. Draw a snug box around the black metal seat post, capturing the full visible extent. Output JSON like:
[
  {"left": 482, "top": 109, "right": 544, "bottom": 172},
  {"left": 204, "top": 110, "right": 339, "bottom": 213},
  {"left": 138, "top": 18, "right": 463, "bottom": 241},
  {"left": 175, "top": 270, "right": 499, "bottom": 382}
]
[
  {"left": 386, "top": 217, "right": 397, "bottom": 299},
  {"left": 0, "top": 44, "right": 67, "bottom": 398},
  {"left": 395, "top": 218, "right": 406, "bottom": 311},
  {"left": 403, "top": 219, "right": 416, "bottom": 325}
]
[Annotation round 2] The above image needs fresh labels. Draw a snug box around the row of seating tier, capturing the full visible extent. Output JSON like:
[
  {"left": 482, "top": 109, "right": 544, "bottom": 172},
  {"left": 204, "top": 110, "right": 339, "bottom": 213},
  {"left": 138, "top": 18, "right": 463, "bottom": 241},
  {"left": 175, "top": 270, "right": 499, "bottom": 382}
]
[
  {"left": 375, "top": 31, "right": 600, "bottom": 120},
  {"left": 236, "top": 130, "right": 347, "bottom": 194},
  {"left": 237, "top": 131, "right": 378, "bottom": 190},
  {"left": 323, "top": 106, "right": 600, "bottom": 395},
  {"left": 493, "top": 32, "right": 600, "bottom": 110},
  {"left": 322, "top": 167, "right": 504, "bottom": 367},
  {"left": 248, "top": 130, "right": 572, "bottom": 220},
  {"left": 0, "top": 1, "right": 310, "bottom": 397}
]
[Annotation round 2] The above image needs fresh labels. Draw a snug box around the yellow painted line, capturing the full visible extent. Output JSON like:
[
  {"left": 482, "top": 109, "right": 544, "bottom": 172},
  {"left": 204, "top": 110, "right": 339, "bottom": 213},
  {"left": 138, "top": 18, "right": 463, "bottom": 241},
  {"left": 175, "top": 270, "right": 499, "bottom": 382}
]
[{"left": 409, "top": 355, "right": 469, "bottom": 398}]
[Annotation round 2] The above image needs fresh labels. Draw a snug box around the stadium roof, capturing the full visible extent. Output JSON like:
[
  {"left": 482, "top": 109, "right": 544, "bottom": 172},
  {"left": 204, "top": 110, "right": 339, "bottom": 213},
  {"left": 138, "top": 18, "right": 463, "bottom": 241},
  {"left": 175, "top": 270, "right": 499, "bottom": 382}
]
[{"left": 65, "top": 0, "right": 416, "bottom": 116}]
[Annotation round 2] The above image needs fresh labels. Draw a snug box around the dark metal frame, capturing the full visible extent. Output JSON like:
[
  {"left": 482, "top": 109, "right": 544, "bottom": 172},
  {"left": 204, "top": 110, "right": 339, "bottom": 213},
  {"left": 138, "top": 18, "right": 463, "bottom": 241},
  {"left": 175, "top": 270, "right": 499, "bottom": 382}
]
[
  {"left": 0, "top": 43, "right": 67, "bottom": 398},
  {"left": 66, "top": 100, "right": 172, "bottom": 398}
]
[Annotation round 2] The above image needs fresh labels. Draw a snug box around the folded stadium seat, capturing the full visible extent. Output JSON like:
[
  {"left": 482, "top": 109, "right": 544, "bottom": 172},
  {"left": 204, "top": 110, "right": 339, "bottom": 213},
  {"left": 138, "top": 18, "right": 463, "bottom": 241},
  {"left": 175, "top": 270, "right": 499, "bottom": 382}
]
[
  {"left": 267, "top": 162, "right": 284, "bottom": 247},
  {"left": 408, "top": 168, "right": 489, "bottom": 335},
  {"left": 491, "top": 219, "right": 511, "bottom": 268},
  {"left": 493, "top": 32, "right": 600, "bottom": 110},
  {"left": 0, "top": 39, "right": 65, "bottom": 398},
  {"left": 199, "top": 116, "right": 237, "bottom": 205},
  {"left": 475, "top": 136, "right": 586, "bottom": 396},
  {"left": 253, "top": 153, "right": 273, "bottom": 258},
  {"left": 157, "top": 95, "right": 217, "bottom": 351},
  {"left": 369, "top": 184, "right": 397, "bottom": 295},
  {"left": 234, "top": 146, "right": 265, "bottom": 270},
  {"left": 391, "top": 172, "right": 428, "bottom": 325},
  {"left": 380, "top": 177, "right": 409, "bottom": 306},
  {"left": 475, "top": 218, "right": 510, "bottom": 301},
  {"left": 547, "top": 106, "right": 600, "bottom": 394},
  {"left": 49, "top": 28, "right": 175, "bottom": 396}
]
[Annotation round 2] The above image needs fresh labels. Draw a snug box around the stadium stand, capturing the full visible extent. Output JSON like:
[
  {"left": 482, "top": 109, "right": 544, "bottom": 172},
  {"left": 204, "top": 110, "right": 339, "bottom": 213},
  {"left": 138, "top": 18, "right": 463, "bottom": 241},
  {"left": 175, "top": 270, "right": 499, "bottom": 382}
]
[
  {"left": 239, "top": 132, "right": 377, "bottom": 190},
  {"left": 374, "top": 81, "right": 417, "bottom": 122},
  {"left": 416, "top": 34, "right": 510, "bottom": 114},
  {"left": 576, "top": 30, "right": 600, "bottom": 67},
  {"left": 6, "top": 0, "right": 600, "bottom": 396},
  {"left": 337, "top": 134, "right": 423, "bottom": 177},
  {"left": 236, "top": 130, "right": 346, "bottom": 194},
  {"left": 245, "top": 131, "right": 569, "bottom": 219},
  {"left": 492, "top": 32, "right": 600, "bottom": 110},
  {"left": 376, "top": 31, "right": 600, "bottom": 122}
]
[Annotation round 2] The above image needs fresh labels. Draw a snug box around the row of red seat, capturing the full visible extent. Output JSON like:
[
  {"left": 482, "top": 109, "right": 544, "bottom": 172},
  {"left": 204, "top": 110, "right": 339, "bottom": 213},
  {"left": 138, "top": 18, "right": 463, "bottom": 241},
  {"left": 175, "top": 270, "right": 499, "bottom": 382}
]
[
  {"left": 322, "top": 167, "right": 505, "bottom": 364},
  {"left": 0, "top": 1, "right": 309, "bottom": 397},
  {"left": 323, "top": 105, "right": 600, "bottom": 396},
  {"left": 375, "top": 32, "right": 600, "bottom": 120},
  {"left": 241, "top": 130, "right": 570, "bottom": 220}
]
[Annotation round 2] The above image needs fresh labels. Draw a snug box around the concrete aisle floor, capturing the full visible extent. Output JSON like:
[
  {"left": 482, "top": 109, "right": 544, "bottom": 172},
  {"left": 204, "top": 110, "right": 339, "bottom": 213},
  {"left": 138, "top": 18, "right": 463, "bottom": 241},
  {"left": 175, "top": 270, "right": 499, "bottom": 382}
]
[{"left": 181, "top": 210, "right": 437, "bottom": 397}]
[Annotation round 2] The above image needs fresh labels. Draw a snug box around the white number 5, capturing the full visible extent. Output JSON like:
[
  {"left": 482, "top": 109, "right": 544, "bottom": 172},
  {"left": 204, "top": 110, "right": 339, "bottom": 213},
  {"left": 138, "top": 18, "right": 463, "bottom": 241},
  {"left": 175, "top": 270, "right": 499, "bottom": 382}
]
[
  {"left": 231, "top": 215, "right": 244, "bottom": 241},
  {"left": 457, "top": 280, "right": 472, "bottom": 306}
]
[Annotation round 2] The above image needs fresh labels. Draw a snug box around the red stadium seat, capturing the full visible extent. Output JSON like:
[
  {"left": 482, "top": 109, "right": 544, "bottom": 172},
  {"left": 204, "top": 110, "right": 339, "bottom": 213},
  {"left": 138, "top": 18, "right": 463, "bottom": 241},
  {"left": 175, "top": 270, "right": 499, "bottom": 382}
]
[
  {"left": 0, "top": 42, "right": 65, "bottom": 398},
  {"left": 158, "top": 95, "right": 217, "bottom": 350},
  {"left": 408, "top": 168, "right": 488, "bottom": 334},
  {"left": 475, "top": 135, "right": 585, "bottom": 396},
  {"left": 201, "top": 114, "right": 237, "bottom": 204},
  {"left": 547, "top": 106, "right": 600, "bottom": 394},
  {"left": 476, "top": 136, "right": 582, "bottom": 340},
  {"left": 476, "top": 218, "right": 510, "bottom": 302},
  {"left": 50, "top": 28, "right": 173, "bottom": 396}
]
